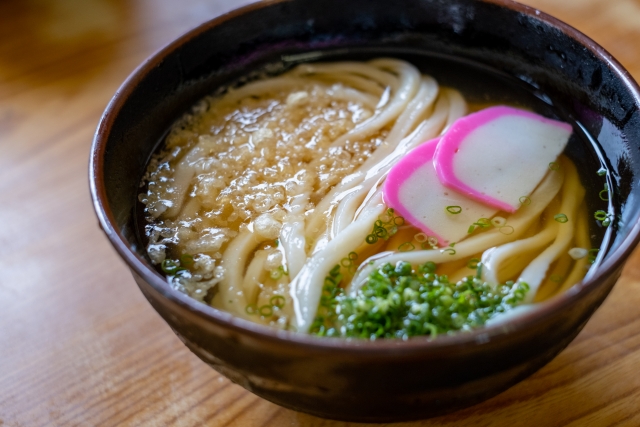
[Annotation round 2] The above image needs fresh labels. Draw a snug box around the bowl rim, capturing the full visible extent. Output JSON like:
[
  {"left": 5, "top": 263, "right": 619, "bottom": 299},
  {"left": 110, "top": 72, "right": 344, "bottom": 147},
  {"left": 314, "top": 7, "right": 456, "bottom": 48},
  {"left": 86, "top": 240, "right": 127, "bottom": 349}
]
[{"left": 90, "top": 0, "right": 640, "bottom": 354}]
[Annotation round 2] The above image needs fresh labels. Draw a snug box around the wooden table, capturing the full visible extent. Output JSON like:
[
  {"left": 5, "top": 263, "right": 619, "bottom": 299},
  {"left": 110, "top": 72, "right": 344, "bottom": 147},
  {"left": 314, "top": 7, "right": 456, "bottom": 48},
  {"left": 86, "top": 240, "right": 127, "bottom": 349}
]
[{"left": 2, "top": 0, "right": 640, "bottom": 425}]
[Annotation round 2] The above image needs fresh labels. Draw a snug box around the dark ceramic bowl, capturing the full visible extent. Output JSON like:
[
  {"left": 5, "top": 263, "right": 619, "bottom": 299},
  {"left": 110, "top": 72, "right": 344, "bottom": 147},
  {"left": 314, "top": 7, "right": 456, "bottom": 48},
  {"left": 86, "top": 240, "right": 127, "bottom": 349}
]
[{"left": 90, "top": 0, "right": 640, "bottom": 422}]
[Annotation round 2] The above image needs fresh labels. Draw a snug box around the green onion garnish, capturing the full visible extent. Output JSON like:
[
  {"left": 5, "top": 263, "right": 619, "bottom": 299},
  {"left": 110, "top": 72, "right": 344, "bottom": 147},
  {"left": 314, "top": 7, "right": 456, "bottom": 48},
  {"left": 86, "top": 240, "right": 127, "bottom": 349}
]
[
  {"left": 446, "top": 206, "right": 462, "bottom": 214},
  {"left": 597, "top": 167, "right": 607, "bottom": 176},
  {"left": 309, "top": 261, "right": 529, "bottom": 339},
  {"left": 499, "top": 225, "right": 514, "bottom": 235},
  {"left": 414, "top": 233, "right": 427, "bottom": 243},
  {"left": 549, "top": 161, "right": 560, "bottom": 171},
  {"left": 594, "top": 210, "right": 612, "bottom": 226},
  {"left": 161, "top": 259, "right": 182, "bottom": 275},
  {"left": 554, "top": 214, "right": 568, "bottom": 223},
  {"left": 366, "top": 210, "right": 404, "bottom": 244},
  {"left": 519, "top": 196, "right": 531, "bottom": 206},
  {"left": 270, "top": 295, "right": 286, "bottom": 309},
  {"left": 599, "top": 184, "right": 609, "bottom": 201},
  {"left": 467, "top": 258, "right": 480, "bottom": 269},
  {"left": 398, "top": 242, "right": 415, "bottom": 252},
  {"left": 270, "top": 269, "right": 282, "bottom": 280},
  {"left": 259, "top": 305, "right": 274, "bottom": 317},
  {"left": 594, "top": 210, "right": 607, "bottom": 221}
]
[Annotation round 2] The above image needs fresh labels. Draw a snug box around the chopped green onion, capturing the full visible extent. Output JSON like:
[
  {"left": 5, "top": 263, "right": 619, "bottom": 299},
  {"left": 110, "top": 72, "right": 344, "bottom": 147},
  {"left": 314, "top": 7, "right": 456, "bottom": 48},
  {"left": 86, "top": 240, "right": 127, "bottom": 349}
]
[
  {"left": 549, "top": 161, "right": 560, "bottom": 171},
  {"left": 274, "top": 238, "right": 279, "bottom": 247},
  {"left": 270, "top": 265, "right": 288, "bottom": 280},
  {"left": 599, "top": 184, "right": 609, "bottom": 201},
  {"left": 427, "top": 237, "right": 438, "bottom": 247},
  {"left": 269, "top": 269, "right": 282, "bottom": 280},
  {"left": 414, "top": 233, "right": 427, "bottom": 243},
  {"left": 597, "top": 167, "right": 607, "bottom": 176},
  {"left": 468, "top": 217, "right": 491, "bottom": 234},
  {"left": 594, "top": 210, "right": 607, "bottom": 221},
  {"left": 519, "top": 196, "right": 531, "bottom": 206},
  {"left": 398, "top": 242, "right": 415, "bottom": 252},
  {"left": 245, "top": 305, "right": 257, "bottom": 315},
  {"left": 588, "top": 248, "right": 599, "bottom": 264},
  {"left": 594, "top": 210, "right": 612, "bottom": 226},
  {"left": 499, "top": 225, "right": 515, "bottom": 235},
  {"left": 446, "top": 205, "right": 462, "bottom": 214},
  {"left": 270, "top": 295, "right": 286, "bottom": 309},
  {"left": 348, "top": 251, "right": 358, "bottom": 260},
  {"left": 366, "top": 210, "right": 404, "bottom": 244},
  {"left": 467, "top": 258, "right": 480, "bottom": 269},
  {"left": 259, "top": 305, "right": 274, "bottom": 317},
  {"left": 475, "top": 218, "right": 491, "bottom": 227},
  {"left": 441, "top": 248, "right": 456, "bottom": 255},
  {"left": 309, "top": 261, "right": 529, "bottom": 339},
  {"left": 340, "top": 257, "right": 352, "bottom": 267},
  {"left": 161, "top": 259, "right": 183, "bottom": 275},
  {"left": 554, "top": 214, "right": 568, "bottom": 223}
]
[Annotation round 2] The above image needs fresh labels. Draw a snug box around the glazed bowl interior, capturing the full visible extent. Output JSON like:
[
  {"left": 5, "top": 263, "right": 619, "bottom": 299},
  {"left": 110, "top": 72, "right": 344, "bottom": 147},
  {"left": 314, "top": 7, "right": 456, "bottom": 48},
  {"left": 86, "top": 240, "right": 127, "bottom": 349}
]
[{"left": 91, "top": 0, "right": 640, "bottom": 421}]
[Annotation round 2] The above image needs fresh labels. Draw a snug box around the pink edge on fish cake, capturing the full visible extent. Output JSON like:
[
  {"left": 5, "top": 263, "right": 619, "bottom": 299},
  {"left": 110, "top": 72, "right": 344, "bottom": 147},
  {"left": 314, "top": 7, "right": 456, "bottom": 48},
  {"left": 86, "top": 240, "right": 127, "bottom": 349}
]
[
  {"left": 383, "top": 138, "right": 449, "bottom": 246},
  {"left": 433, "top": 105, "right": 573, "bottom": 213}
]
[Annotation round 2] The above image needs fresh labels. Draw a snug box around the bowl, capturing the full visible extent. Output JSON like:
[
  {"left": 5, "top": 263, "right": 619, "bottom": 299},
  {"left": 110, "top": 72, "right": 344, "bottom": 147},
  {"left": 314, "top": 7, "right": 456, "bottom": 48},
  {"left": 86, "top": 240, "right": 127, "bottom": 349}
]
[{"left": 89, "top": 0, "right": 640, "bottom": 422}]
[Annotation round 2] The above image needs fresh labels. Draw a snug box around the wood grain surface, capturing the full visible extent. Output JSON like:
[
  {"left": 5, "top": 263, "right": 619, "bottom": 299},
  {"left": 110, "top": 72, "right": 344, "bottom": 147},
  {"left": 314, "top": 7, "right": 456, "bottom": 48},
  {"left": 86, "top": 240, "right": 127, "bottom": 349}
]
[{"left": 2, "top": 0, "right": 640, "bottom": 425}]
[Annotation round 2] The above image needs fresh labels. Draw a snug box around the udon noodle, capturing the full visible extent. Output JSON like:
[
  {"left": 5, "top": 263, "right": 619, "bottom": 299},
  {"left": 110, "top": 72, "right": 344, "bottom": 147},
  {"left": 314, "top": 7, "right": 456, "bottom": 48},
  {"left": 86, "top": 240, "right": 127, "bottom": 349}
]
[{"left": 140, "top": 58, "right": 595, "bottom": 336}]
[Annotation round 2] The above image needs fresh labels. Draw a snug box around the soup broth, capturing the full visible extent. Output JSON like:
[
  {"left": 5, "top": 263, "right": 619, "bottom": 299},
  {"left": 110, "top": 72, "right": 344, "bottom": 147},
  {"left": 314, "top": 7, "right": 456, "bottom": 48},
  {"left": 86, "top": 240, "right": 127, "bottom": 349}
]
[{"left": 138, "top": 54, "right": 611, "bottom": 338}]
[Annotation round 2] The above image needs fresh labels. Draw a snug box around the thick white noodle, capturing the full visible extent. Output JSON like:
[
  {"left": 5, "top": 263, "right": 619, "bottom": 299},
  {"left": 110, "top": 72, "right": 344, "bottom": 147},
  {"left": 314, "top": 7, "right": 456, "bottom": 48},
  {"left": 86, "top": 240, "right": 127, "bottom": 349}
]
[
  {"left": 442, "top": 88, "right": 468, "bottom": 130},
  {"left": 279, "top": 192, "right": 310, "bottom": 280},
  {"left": 385, "top": 76, "right": 439, "bottom": 146},
  {"left": 219, "top": 76, "right": 311, "bottom": 106},
  {"left": 327, "top": 59, "right": 421, "bottom": 148},
  {"left": 242, "top": 249, "right": 268, "bottom": 304},
  {"left": 328, "top": 91, "right": 464, "bottom": 238},
  {"left": 290, "top": 193, "right": 387, "bottom": 332},
  {"left": 292, "top": 62, "right": 399, "bottom": 92},
  {"left": 307, "top": 90, "right": 456, "bottom": 240},
  {"left": 519, "top": 159, "right": 585, "bottom": 302},
  {"left": 163, "top": 144, "right": 207, "bottom": 218},
  {"left": 557, "top": 204, "right": 590, "bottom": 293},
  {"left": 217, "top": 230, "right": 267, "bottom": 318},
  {"left": 481, "top": 203, "right": 561, "bottom": 285}
]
